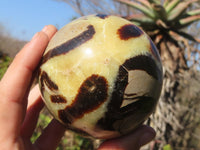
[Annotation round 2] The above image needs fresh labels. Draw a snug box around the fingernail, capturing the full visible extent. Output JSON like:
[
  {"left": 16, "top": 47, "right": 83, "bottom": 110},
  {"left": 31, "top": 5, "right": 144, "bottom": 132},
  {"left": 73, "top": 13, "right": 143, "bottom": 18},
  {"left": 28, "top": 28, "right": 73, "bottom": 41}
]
[
  {"left": 42, "top": 25, "right": 48, "bottom": 33},
  {"left": 139, "top": 128, "right": 156, "bottom": 146}
]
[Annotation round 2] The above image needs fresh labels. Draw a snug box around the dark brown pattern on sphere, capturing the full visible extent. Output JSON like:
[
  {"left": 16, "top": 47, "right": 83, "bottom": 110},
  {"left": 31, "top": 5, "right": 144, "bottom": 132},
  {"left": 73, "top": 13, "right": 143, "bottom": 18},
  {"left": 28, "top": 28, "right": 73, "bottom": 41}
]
[
  {"left": 124, "top": 93, "right": 137, "bottom": 97},
  {"left": 149, "top": 38, "right": 161, "bottom": 61},
  {"left": 97, "top": 96, "right": 156, "bottom": 132},
  {"left": 39, "top": 69, "right": 45, "bottom": 96},
  {"left": 42, "top": 25, "right": 96, "bottom": 64},
  {"left": 58, "top": 74, "right": 108, "bottom": 124},
  {"left": 97, "top": 55, "right": 160, "bottom": 130},
  {"left": 51, "top": 95, "right": 67, "bottom": 103},
  {"left": 116, "top": 96, "right": 156, "bottom": 133},
  {"left": 117, "top": 24, "right": 143, "bottom": 40},
  {"left": 58, "top": 110, "right": 71, "bottom": 124},
  {"left": 123, "top": 55, "right": 160, "bottom": 80},
  {"left": 120, "top": 96, "right": 156, "bottom": 115},
  {"left": 96, "top": 14, "right": 109, "bottom": 19},
  {"left": 40, "top": 71, "right": 58, "bottom": 91},
  {"left": 97, "top": 65, "right": 128, "bottom": 130}
]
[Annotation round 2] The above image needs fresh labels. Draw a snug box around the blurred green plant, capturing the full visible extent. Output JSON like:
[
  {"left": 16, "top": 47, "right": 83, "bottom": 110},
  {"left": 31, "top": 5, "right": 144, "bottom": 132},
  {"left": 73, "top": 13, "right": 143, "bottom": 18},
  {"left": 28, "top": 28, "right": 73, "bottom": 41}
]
[
  {"left": 31, "top": 112, "right": 52, "bottom": 143},
  {"left": 31, "top": 108, "right": 93, "bottom": 150},
  {"left": 58, "top": 134, "right": 93, "bottom": 150},
  {"left": 0, "top": 52, "right": 12, "bottom": 79},
  {"left": 163, "top": 144, "right": 173, "bottom": 150}
]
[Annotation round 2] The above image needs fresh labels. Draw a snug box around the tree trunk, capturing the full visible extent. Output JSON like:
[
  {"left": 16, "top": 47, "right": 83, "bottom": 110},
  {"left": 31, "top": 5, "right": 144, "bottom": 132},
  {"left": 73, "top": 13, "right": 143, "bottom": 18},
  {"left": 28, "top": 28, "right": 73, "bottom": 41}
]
[{"left": 145, "top": 37, "right": 200, "bottom": 150}]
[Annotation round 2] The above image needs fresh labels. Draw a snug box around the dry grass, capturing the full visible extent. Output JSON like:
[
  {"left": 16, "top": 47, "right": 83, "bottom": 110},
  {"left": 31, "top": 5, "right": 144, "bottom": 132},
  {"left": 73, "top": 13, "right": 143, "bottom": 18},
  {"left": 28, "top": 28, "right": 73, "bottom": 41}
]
[{"left": 0, "top": 34, "right": 27, "bottom": 57}]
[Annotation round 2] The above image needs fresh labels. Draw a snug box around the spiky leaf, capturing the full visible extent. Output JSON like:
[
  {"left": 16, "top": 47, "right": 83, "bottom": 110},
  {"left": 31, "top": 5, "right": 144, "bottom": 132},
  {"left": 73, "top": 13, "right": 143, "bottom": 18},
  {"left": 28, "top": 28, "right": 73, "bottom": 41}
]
[
  {"left": 186, "top": 9, "right": 200, "bottom": 16},
  {"left": 126, "top": 14, "right": 156, "bottom": 30},
  {"left": 163, "top": 0, "right": 171, "bottom": 7},
  {"left": 115, "top": 0, "right": 155, "bottom": 19},
  {"left": 148, "top": 0, "right": 161, "bottom": 5},
  {"left": 165, "top": 0, "right": 180, "bottom": 13},
  {"left": 167, "top": 0, "right": 198, "bottom": 21},
  {"left": 152, "top": 4, "right": 167, "bottom": 21},
  {"left": 136, "top": 0, "right": 151, "bottom": 9},
  {"left": 180, "top": 15, "right": 200, "bottom": 27},
  {"left": 175, "top": 30, "right": 200, "bottom": 42}
]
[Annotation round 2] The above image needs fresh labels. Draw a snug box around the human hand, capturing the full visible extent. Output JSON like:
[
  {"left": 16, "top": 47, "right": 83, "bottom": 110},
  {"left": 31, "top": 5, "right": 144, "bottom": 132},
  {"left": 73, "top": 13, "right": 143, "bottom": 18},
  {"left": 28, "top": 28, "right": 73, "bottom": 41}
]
[
  {"left": 99, "top": 125, "right": 156, "bottom": 150},
  {"left": 0, "top": 25, "right": 66, "bottom": 150},
  {"left": 0, "top": 25, "right": 155, "bottom": 150}
]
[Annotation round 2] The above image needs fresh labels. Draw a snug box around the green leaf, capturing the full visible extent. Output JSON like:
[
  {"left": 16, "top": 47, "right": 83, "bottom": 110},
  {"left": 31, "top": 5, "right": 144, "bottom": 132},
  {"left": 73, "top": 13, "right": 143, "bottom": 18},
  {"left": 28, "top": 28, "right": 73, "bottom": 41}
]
[
  {"left": 163, "top": 144, "right": 173, "bottom": 150},
  {"left": 163, "top": 0, "right": 170, "bottom": 8},
  {"left": 0, "top": 55, "right": 12, "bottom": 79},
  {"left": 148, "top": 0, "right": 160, "bottom": 5},
  {"left": 175, "top": 30, "right": 200, "bottom": 43},
  {"left": 136, "top": 0, "right": 151, "bottom": 9},
  {"left": 152, "top": 4, "right": 167, "bottom": 21},
  {"left": 115, "top": 0, "right": 155, "bottom": 19},
  {"left": 126, "top": 14, "right": 157, "bottom": 30},
  {"left": 186, "top": 9, "right": 200, "bottom": 16},
  {"left": 167, "top": 0, "right": 198, "bottom": 21},
  {"left": 180, "top": 15, "right": 200, "bottom": 26},
  {"left": 31, "top": 132, "right": 41, "bottom": 143},
  {"left": 165, "top": 0, "right": 181, "bottom": 14},
  {"left": 126, "top": 14, "right": 154, "bottom": 23}
]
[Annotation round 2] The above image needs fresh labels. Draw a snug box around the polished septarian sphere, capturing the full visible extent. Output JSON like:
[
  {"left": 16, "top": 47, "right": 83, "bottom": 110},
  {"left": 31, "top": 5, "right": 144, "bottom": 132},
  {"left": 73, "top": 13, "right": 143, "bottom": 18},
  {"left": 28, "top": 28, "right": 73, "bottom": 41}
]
[{"left": 38, "top": 14, "right": 163, "bottom": 139}]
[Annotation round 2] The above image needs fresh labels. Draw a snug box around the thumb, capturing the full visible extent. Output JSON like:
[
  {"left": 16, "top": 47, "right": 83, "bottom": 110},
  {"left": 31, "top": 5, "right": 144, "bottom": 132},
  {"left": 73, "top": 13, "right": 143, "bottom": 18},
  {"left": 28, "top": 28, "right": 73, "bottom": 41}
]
[{"left": 98, "top": 125, "right": 156, "bottom": 150}]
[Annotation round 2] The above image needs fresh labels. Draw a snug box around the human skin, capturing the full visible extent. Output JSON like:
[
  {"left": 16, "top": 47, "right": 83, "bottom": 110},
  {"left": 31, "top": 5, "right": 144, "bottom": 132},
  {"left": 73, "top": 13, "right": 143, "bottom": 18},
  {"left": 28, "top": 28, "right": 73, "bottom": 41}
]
[{"left": 0, "top": 25, "right": 155, "bottom": 150}]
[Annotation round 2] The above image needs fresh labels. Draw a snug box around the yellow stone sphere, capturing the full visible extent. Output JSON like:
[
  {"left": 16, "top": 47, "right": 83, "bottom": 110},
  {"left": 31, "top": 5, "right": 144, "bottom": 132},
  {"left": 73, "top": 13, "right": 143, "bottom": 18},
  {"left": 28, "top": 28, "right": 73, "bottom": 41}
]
[{"left": 38, "top": 14, "right": 163, "bottom": 139}]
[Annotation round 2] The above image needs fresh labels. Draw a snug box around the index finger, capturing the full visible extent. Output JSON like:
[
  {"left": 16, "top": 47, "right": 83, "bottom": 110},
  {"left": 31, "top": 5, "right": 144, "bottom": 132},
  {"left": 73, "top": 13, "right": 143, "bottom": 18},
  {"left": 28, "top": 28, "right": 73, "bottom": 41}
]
[
  {"left": 0, "top": 25, "right": 57, "bottom": 104},
  {"left": 0, "top": 25, "right": 57, "bottom": 140}
]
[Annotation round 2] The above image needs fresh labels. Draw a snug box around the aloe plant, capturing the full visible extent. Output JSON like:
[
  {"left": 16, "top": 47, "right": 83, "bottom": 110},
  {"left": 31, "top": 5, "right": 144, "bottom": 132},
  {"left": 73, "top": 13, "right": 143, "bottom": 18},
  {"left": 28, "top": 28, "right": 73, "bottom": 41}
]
[
  {"left": 115, "top": 0, "right": 200, "bottom": 149},
  {"left": 116, "top": 0, "right": 200, "bottom": 42}
]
